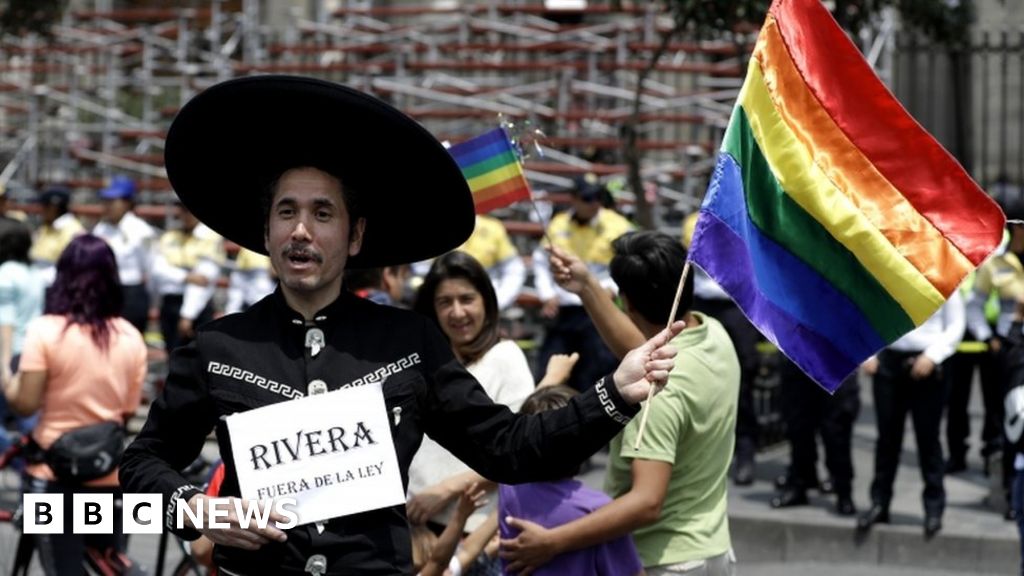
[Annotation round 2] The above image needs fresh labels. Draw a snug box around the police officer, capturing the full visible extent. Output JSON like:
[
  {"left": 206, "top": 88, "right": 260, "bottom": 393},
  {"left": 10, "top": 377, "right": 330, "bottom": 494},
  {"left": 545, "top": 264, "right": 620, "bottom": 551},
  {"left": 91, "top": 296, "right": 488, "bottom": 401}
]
[
  {"left": 458, "top": 214, "right": 525, "bottom": 311},
  {"left": 120, "top": 76, "right": 682, "bottom": 576},
  {"left": 859, "top": 292, "right": 965, "bottom": 539},
  {"left": 225, "top": 248, "right": 276, "bottom": 315},
  {"left": 30, "top": 185, "right": 85, "bottom": 287},
  {"left": 151, "top": 203, "right": 226, "bottom": 352},
  {"left": 92, "top": 175, "right": 156, "bottom": 333},
  {"left": 532, "top": 175, "right": 634, "bottom": 391}
]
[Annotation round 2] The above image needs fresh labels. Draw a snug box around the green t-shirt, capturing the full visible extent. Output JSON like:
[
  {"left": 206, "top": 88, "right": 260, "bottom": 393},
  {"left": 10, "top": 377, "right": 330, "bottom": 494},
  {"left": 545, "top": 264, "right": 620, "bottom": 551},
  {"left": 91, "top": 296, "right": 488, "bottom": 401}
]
[{"left": 604, "top": 313, "right": 740, "bottom": 567}]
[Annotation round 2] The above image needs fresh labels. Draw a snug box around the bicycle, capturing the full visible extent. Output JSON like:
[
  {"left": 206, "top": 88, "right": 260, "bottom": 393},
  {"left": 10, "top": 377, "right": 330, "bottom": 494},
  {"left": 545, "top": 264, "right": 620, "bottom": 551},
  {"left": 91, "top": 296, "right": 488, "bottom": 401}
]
[
  {"left": 1, "top": 436, "right": 35, "bottom": 576},
  {"left": 0, "top": 435, "right": 146, "bottom": 576}
]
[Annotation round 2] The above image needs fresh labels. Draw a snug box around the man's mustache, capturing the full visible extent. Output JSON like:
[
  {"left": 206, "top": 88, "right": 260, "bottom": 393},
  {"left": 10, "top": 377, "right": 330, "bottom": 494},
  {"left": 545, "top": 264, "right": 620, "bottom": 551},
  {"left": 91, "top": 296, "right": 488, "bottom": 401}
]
[{"left": 283, "top": 245, "right": 323, "bottom": 263}]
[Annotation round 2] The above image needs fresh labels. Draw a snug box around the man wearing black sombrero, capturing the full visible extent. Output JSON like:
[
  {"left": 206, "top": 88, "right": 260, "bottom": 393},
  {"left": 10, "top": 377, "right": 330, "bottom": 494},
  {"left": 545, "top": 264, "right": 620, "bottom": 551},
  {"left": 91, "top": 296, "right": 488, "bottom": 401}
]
[{"left": 120, "top": 76, "right": 683, "bottom": 575}]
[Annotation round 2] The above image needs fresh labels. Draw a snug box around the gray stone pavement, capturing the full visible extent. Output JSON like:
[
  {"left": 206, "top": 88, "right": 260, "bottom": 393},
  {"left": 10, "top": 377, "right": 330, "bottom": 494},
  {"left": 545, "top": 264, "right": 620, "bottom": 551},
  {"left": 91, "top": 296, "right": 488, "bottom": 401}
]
[
  {"left": 723, "top": 373, "right": 1020, "bottom": 575},
  {"left": 743, "top": 561, "right": 984, "bottom": 575}
]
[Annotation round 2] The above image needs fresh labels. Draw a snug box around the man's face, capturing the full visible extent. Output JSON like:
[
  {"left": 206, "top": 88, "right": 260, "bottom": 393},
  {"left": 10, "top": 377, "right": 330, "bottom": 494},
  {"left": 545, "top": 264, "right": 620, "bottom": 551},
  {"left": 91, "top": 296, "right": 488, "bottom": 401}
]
[
  {"left": 178, "top": 206, "right": 200, "bottom": 232},
  {"left": 572, "top": 194, "right": 600, "bottom": 222},
  {"left": 264, "top": 167, "right": 365, "bottom": 303},
  {"left": 41, "top": 204, "right": 60, "bottom": 225},
  {"left": 103, "top": 198, "right": 130, "bottom": 223},
  {"left": 1011, "top": 224, "right": 1024, "bottom": 254}
]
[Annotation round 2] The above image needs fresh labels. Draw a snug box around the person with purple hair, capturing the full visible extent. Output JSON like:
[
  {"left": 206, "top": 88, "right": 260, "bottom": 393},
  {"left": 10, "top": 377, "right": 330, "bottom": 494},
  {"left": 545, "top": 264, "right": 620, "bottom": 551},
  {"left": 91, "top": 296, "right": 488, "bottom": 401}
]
[{"left": 3, "top": 234, "right": 147, "bottom": 575}]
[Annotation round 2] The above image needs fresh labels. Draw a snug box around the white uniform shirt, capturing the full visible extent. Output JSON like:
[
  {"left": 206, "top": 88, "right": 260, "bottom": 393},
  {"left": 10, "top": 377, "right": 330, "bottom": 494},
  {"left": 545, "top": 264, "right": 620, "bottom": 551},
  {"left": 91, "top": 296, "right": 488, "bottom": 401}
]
[
  {"left": 93, "top": 212, "right": 156, "bottom": 286},
  {"left": 150, "top": 224, "right": 223, "bottom": 320},
  {"left": 889, "top": 291, "right": 966, "bottom": 365},
  {"left": 224, "top": 249, "right": 276, "bottom": 315}
]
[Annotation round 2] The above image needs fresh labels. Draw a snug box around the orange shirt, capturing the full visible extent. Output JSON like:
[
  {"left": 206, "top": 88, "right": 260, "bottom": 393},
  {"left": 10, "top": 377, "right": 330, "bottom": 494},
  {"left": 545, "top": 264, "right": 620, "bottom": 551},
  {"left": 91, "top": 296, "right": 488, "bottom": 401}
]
[{"left": 21, "top": 315, "right": 147, "bottom": 486}]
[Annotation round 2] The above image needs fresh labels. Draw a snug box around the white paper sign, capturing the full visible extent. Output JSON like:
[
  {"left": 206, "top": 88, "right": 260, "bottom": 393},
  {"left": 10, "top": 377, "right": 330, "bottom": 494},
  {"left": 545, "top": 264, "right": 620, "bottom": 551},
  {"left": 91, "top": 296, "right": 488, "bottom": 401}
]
[{"left": 226, "top": 382, "right": 405, "bottom": 525}]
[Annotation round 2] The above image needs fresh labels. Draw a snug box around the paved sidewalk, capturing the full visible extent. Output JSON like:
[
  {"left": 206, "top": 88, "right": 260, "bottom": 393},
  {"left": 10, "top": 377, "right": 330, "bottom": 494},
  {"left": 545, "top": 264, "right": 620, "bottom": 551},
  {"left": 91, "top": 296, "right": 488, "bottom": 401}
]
[{"left": 726, "top": 374, "right": 1019, "bottom": 575}]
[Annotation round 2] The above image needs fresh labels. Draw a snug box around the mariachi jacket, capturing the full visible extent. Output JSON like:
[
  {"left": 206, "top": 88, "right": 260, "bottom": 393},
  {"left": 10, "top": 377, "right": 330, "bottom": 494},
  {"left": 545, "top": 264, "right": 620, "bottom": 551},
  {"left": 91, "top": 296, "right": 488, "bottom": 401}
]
[{"left": 120, "top": 289, "right": 637, "bottom": 576}]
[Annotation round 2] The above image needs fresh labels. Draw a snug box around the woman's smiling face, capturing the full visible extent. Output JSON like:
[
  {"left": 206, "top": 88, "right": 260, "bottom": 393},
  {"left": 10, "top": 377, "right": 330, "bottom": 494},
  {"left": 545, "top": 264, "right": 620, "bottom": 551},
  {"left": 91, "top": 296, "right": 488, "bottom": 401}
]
[{"left": 433, "top": 277, "right": 485, "bottom": 351}]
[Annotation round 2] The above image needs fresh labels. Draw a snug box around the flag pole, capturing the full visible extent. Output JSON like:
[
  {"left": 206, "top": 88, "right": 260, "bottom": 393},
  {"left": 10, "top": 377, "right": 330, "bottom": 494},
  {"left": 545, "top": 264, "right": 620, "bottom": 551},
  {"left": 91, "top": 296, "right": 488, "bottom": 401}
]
[
  {"left": 634, "top": 257, "right": 691, "bottom": 450},
  {"left": 526, "top": 193, "right": 557, "bottom": 249}
]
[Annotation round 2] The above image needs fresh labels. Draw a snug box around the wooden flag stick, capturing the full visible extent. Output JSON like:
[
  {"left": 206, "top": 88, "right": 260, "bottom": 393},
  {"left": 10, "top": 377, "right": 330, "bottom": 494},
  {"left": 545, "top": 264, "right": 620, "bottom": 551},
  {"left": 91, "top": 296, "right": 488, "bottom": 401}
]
[{"left": 634, "top": 258, "right": 691, "bottom": 450}]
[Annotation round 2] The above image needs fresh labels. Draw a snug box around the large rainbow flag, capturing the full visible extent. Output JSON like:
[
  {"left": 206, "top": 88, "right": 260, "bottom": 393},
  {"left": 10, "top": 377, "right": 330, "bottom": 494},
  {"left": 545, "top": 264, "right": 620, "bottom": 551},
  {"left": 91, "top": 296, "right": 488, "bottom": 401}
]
[
  {"left": 449, "top": 128, "right": 532, "bottom": 214},
  {"left": 688, "top": 0, "right": 1005, "bottom": 392}
]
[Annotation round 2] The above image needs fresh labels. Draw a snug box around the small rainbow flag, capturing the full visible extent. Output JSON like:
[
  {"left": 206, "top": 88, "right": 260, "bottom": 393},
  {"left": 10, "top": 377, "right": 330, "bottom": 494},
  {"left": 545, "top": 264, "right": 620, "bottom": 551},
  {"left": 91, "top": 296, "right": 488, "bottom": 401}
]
[
  {"left": 449, "top": 128, "right": 531, "bottom": 214},
  {"left": 689, "top": 0, "right": 1005, "bottom": 392}
]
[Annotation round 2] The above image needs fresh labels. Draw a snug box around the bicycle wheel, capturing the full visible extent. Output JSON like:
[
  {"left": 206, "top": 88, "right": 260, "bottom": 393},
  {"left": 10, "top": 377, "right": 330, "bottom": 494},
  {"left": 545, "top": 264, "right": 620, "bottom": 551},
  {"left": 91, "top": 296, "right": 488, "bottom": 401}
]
[
  {"left": 0, "top": 523, "right": 36, "bottom": 576},
  {"left": 0, "top": 512, "right": 15, "bottom": 576},
  {"left": 0, "top": 478, "right": 30, "bottom": 576}
]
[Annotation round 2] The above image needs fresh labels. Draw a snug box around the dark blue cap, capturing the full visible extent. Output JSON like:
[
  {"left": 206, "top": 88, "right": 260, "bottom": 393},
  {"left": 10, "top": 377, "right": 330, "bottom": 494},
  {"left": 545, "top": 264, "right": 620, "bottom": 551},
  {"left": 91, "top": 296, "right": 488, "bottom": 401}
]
[
  {"left": 39, "top": 185, "right": 71, "bottom": 206},
  {"left": 572, "top": 173, "right": 604, "bottom": 202}
]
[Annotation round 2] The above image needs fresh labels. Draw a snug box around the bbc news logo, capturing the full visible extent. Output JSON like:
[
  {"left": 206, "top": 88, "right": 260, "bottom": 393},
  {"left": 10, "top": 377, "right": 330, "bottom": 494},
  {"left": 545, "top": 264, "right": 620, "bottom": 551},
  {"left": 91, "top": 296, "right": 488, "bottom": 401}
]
[{"left": 22, "top": 494, "right": 298, "bottom": 534}]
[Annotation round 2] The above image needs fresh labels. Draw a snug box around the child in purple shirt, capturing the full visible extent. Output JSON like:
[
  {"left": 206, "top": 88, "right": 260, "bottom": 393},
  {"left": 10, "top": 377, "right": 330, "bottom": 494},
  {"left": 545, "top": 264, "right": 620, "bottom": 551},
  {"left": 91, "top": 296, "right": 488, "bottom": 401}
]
[{"left": 498, "top": 386, "right": 644, "bottom": 576}]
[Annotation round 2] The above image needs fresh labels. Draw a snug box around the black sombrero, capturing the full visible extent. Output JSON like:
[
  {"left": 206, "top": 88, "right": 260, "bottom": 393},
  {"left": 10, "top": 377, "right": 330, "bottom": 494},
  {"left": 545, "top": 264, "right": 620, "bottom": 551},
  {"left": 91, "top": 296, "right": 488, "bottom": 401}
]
[{"left": 164, "top": 75, "right": 475, "bottom": 268}]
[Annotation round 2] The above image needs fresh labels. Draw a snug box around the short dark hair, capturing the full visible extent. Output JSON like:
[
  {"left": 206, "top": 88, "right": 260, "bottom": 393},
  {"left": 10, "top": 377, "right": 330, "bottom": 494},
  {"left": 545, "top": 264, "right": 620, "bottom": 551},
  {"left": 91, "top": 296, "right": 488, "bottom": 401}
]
[
  {"left": 344, "top": 265, "right": 407, "bottom": 292},
  {"left": 413, "top": 251, "right": 500, "bottom": 365},
  {"left": 519, "top": 385, "right": 581, "bottom": 476},
  {"left": 0, "top": 217, "right": 31, "bottom": 265},
  {"left": 260, "top": 165, "right": 363, "bottom": 233},
  {"left": 344, "top": 267, "right": 384, "bottom": 291},
  {"left": 520, "top": 385, "right": 578, "bottom": 416},
  {"left": 610, "top": 231, "right": 693, "bottom": 325}
]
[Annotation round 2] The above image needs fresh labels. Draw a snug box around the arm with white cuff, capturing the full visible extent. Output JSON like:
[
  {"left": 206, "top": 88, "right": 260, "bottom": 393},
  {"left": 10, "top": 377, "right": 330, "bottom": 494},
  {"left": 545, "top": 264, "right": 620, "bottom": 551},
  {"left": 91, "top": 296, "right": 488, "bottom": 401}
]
[
  {"left": 923, "top": 290, "right": 966, "bottom": 365},
  {"left": 180, "top": 259, "right": 221, "bottom": 320},
  {"left": 491, "top": 255, "right": 526, "bottom": 311}
]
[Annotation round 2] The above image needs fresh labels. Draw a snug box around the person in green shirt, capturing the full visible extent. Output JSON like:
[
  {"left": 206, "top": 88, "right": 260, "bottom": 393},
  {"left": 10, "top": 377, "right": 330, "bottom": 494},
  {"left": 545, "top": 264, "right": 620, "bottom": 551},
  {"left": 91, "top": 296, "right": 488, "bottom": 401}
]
[{"left": 501, "top": 231, "right": 741, "bottom": 575}]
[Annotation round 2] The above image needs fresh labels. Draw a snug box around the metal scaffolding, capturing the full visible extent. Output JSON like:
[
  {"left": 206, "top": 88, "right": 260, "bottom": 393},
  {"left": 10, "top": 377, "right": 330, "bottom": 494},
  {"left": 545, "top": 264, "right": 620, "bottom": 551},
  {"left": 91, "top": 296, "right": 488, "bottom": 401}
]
[{"left": 0, "top": 1, "right": 757, "bottom": 231}]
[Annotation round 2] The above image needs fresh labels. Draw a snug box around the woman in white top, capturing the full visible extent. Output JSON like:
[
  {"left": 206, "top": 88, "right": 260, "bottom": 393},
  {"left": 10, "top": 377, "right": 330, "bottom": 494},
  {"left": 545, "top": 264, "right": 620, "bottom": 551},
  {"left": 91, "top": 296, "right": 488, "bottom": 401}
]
[
  {"left": 408, "top": 251, "right": 578, "bottom": 574},
  {"left": 406, "top": 251, "right": 535, "bottom": 530}
]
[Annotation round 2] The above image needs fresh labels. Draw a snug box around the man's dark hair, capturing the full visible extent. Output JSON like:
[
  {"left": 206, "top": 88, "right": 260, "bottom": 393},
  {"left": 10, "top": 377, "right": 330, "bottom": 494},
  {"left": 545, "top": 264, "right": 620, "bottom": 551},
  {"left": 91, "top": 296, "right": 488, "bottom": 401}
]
[
  {"left": 610, "top": 231, "right": 693, "bottom": 325},
  {"left": 0, "top": 217, "right": 31, "bottom": 265},
  {"left": 344, "top": 267, "right": 385, "bottom": 292},
  {"left": 345, "top": 266, "right": 408, "bottom": 293}
]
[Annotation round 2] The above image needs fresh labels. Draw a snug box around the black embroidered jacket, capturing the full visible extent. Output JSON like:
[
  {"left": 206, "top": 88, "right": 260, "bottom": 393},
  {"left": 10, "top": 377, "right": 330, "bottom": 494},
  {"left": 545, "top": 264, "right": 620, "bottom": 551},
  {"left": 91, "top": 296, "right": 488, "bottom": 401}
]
[{"left": 120, "top": 289, "right": 637, "bottom": 575}]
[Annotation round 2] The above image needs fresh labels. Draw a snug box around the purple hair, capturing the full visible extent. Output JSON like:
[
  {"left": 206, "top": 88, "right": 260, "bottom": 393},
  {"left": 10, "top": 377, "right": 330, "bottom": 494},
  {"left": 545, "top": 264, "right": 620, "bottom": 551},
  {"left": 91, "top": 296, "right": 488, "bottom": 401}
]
[{"left": 46, "top": 234, "right": 124, "bottom": 351}]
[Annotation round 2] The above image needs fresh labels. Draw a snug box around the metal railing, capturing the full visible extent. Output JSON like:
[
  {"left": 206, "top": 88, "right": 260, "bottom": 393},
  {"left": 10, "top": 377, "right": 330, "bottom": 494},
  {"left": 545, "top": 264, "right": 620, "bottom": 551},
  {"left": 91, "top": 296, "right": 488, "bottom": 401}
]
[{"left": 893, "top": 29, "right": 1024, "bottom": 192}]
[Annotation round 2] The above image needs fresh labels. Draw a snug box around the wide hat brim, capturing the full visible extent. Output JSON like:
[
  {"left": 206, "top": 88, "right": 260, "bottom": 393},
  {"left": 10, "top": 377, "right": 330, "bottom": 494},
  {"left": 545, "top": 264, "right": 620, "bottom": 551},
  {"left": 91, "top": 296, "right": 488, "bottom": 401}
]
[{"left": 164, "top": 75, "right": 474, "bottom": 268}]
